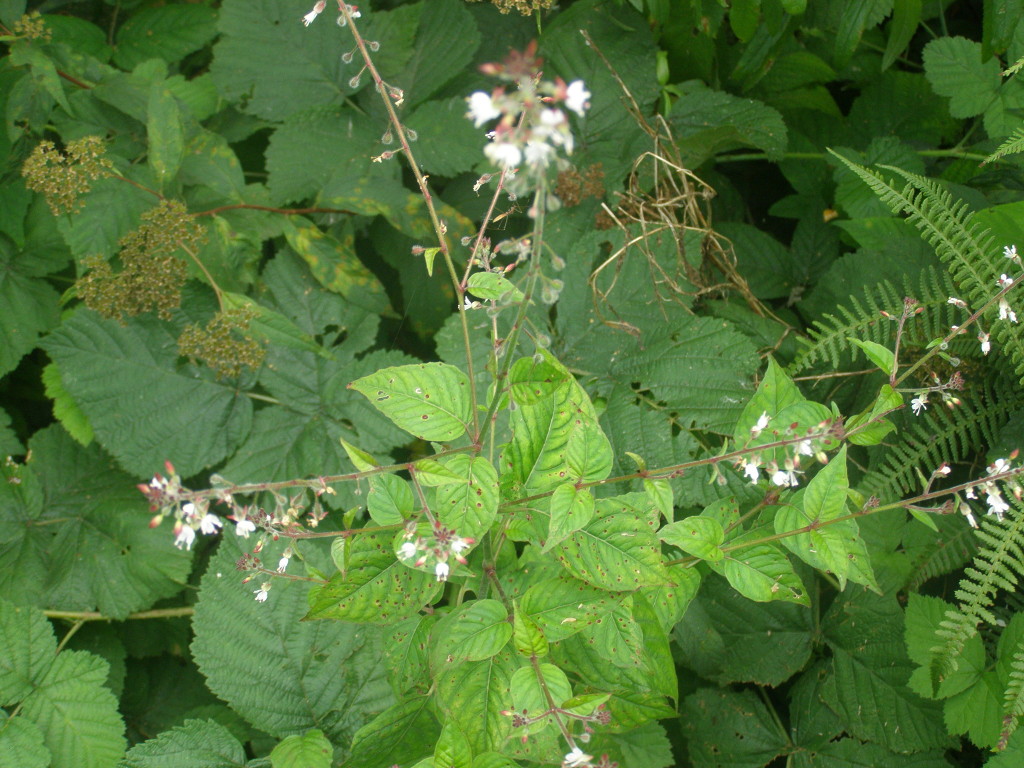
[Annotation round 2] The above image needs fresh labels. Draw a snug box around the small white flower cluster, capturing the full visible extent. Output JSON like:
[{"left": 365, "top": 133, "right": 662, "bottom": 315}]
[
  {"left": 465, "top": 43, "right": 590, "bottom": 184},
  {"left": 563, "top": 746, "right": 594, "bottom": 768},
  {"left": 396, "top": 522, "right": 474, "bottom": 582},
  {"left": 301, "top": 0, "right": 359, "bottom": 27},
  {"left": 960, "top": 453, "right": 1022, "bottom": 526},
  {"left": 737, "top": 412, "right": 833, "bottom": 489}
]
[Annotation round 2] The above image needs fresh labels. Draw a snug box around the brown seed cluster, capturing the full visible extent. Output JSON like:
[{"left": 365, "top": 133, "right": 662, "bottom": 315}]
[
  {"left": 13, "top": 11, "right": 51, "bottom": 41},
  {"left": 77, "top": 200, "right": 204, "bottom": 321},
  {"left": 178, "top": 305, "right": 266, "bottom": 379},
  {"left": 465, "top": 0, "right": 554, "bottom": 15},
  {"left": 22, "top": 136, "right": 112, "bottom": 215},
  {"left": 555, "top": 163, "right": 606, "bottom": 207}
]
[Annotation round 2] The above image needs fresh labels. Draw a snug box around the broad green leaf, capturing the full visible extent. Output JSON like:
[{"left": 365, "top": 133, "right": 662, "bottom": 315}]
[
  {"left": 340, "top": 438, "right": 379, "bottom": 473},
  {"left": 384, "top": 614, "right": 437, "bottom": 696},
  {"left": 0, "top": 599, "right": 57, "bottom": 705},
  {"left": 434, "top": 722, "right": 473, "bottom": 768},
  {"left": 270, "top": 729, "right": 332, "bottom": 768},
  {"left": 565, "top": 421, "right": 614, "bottom": 484},
  {"left": 466, "top": 272, "right": 523, "bottom": 302},
  {"left": 113, "top": 5, "right": 217, "bottom": 70},
  {"left": 41, "top": 364, "right": 92, "bottom": 446},
  {"left": 306, "top": 530, "right": 442, "bottom": 623},
  {"left": 729, "top": 0, "right": 761, "bottom": 42},
  {"left": 659, "top": 516, "right": 725, "bottom": 562},
  {"left": 923, "top": 36, "right": 1001, "bottom": 118},
  {"left": 0, "top": 426, "right": 192, "bottom": 619},
  {"left": 735, "top": 355, "right": 811, "bottom": 442},
  {"left": 346, "top": 696, "right": 438, "bottom": 768},
  {"left": 434, "top": 649, "right": 522, "bottom": 754},
  {"left": 845, "top": 384, "right": 902, "bottom": 446},
  {"left": 413, "top": 458, "right": 466, "bottom": 487},
  {"left": 822, "top": 592, "right": 950, "bottom": 752},
  {"left": 585, "top": 601, "right": 646, "bottom": 672},
  {"left": 643, "top": 477, "right": 673, "bottom": 523},
  {"left": 349, "top": 363, "right": 473, "bottom": 443},
  {"left": 882, "top": 0, "right": 921, "bottom": 71},
  {"left": 221, "top": 291, "right": 324, "bottom": 356},
  {"left": 434, "top": 455, "right": 499, "bottom": 541},
  {"left": 0, "top": 715, "right": 49, "bottom": 768},
  {"left": 509, "top": 664, "right": 572, "bottom": 735},
  {"left": 519, "top": 575, "right": 627, "bottom": 642},
  {"left": 429, "top": 600, "right": 512, "bottom": 665},
  {"left": 19, "top": 650, "right": 125, "bottom": 768},
  {"left": 642, "top": 563, "right": 701, "bottom": 633},
  {"left": 848, "top": 337, "right": 896, "bottom": 375},
  {"left": 681, "top": 688, "right": 788, "bottom": 767},
  {"left": 120, "top": 718, "right": 247, "bottom": 768},
  {"left": 554, "top": 508, "right": 668, "bottom": 590},
  {"left": 713, "top": 534, "right": 809, "bottom": 605},
  {"left": 368, "top": 474, "right": 415, "bottom": 526},
  {"left": 147, "top": 82, "right": 184, "bottom": 189},
  {"left": 55, "top": 173, "right": 155, "bottom": 259},
  {"left": 0, "top": 236, "right": 60, "bottom": 378},
  {"left": 905, "top": 594, "right": 985, "bottom": 699},
  {"left": 832, "top": 0, "right": 892, "bottom": 67},
  {"left": 508, "top": 355, "right": 570, "bottom": 406},
  {"left": 543, "top": 484, "right": 596, "bottom": 552},
  {"left": 192, "top": 536, "right": 394, "bottom": 749},
  {"left": 404, "top": 97, "right": 485, "bottom": 177},
  {"left": 43, "top": 309, "right": 252, "bottom": 478},
  {"left": 512, "top": 606, "right": 549, "bottom": 658}
]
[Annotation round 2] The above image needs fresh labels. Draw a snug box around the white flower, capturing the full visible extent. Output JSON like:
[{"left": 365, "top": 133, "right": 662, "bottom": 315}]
[
  {"left": 999, "top": 274, "right": 1014, "bottom": 288},
  {"left": 302, "top": 0, "right": 325, "bottom": 26},
  {"left": 911, "top": 395, "right": 928, "bottom": 415},
  {"left": 459, "top": 297, "right": 481, "bottom": 311},
  {"left": 979, "top": 332, "right": 991, "bottom": 355},
  {"left": 563, "top": 746, "right": 594, "bottom": 768},
  {"left": 771, "top": 469, "right": 799, "bottom": 487},
  {"left": 173, "top": 525, "right": 196, "bottom": 551},
  {"left": 451, "top": 537, "right": 472, "bottom": 556},
  {"left": 986, "top": 487, "right": 1010, "bottom": 519},
  {"left": 235, "top": 518, "right": 257, "bottom": 538},
  {"left": 199, "top": 514, "right": 222, "bottom": 535},
  {"left": 524, "top": 140, "right": 556, "bottom": 168},
  {"left": 796, "top": 440, "right": 814, "bottom": 457},
  {"left": 398, "top": 541, "right": 418, "bottom": 560},
  {"left": 964, "top": 508, "right": 978, "bottom": 528},
  {"left": 989, "top": 458, "right": 1012, "bottom": 475},
  {"left": 254, "top": 583, "right": 271, "bottom": 602},
  {"left": 181, "top": 502, "right": 198, "bottom": 520},
  {"left": 743, "top": 461, "right": 760, "bottom": 483},
  {"left": 750, "top": 411, "right": 770, "bottom": 437},
  {"left": 947, "top": 297, "right": 966, "bottom": 307},
  {"left": 277, "top": 556, "right": 290, "bottom": 573},
  {"left": 467, "top": 92, "right": 501, "bottom": 127},
  {"left": 435, "top": 561, "right": 450, "bottom": 582},
  {"left": 1005, "top": 244, "right": 1019, "bottom": 261},
  {"left": 484, "top": 141, "right": 522, "bottom": 169},
  {"left": 999, "top": 298, "right": 1017, "bottom": 323},
  {"left": 565, "top": 81, "right": 591, "bottom": 116}
]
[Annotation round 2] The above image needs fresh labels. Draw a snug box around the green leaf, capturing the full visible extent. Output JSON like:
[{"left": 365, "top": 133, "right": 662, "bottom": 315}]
[
  {"left": 0, "top": 599, "right": 57, "bottom": 705},
  {"left": 19, "top": 650, "right": 125, "bottom": 768},
  {"left": 659, "top": 516, "right": 725, "bottom": 562},
  {"left": 220, "top": 291, "right": 324, "bottom": 357},
  {"left": 512, "top": 605, "right": 549, "bottom": 658},
  {"left": 729, "top": 0, "right": 761, "bottom": 42},
  {"left": 147, "top": 82, "right": 184, "bottom": 189},
  {"left": 735, "top": 357, "right": 805, "bottom": 442},
  {"left": 509, "top": 664, "right": 573, "bottom": 735},
  {"left": 429, "top": 600, "right": 512, "bottom": 665},
  {"left": 434, "top": 649, "right": 523, "bottom": 754},
  {"left": 882, "top": 0, "right": 921, "bottom": 71},
  {"left": 508, "top": 355, "right": 570, "bottom": 406},
  {"left": 120, "top": 719, "right": 247, "bottom": 768},
  {"left": 544, "top": 484, "right": 596, "bottom": 552},
  {"left": 368, "top": 474, "right": 415, "bottom": 526},
  {"left": 0, "top": 236, "right": 60, "bottom": 377},
  {"left": 0, "top": 715, "right": 50, "bottom": 768},
  {"left": 845, "top": 384, "right": 902, "bottom": 447},
  {"left": 848, "top": 338, "right": 896, "bottom": 376},
  {"left": 191, "top": 536, "right": 393, "bottom": 749},
  {"left": 349, "top": 363, "right": 473, "bottom": 443},
  {"left": 519, "top": 574, "right": 627, "bottom": 643},
  {"left": 713, "top": 534, "right": 809, "bottom": 605},
  {"left": 434, "top": 722, "right": 473, "bottom": 768},
  {"left": 41, "top": 364, "right": 93, "bottom": 446},
  {"left": 340, "top": 438, "right": 379, "bottom": 473},
  {"left": 554, "top": 503, "right": 668, "bottom": 590},
  {"left": 405, "top": 98, "right": 485, "bottom": 177},
  {"left": 346, "top": 696, "right": 438, "bottom": 768},
  {"left": 412, "top": 458, "right": 466, "bottom": 487},
  {"left": 113, "top": 5, "right": 218, "bottom": 70},
  {"left": 435, "top": 455, "right": 499, "bottom": 541},
  {"left": 305, "top": 530, "right": 442, "bottom": 623},
  {"left": 270, "top": 729, "right": 332, "bottom": 768},
  {"left": 566, "top": 421, "right": 614, "bottom": 484},
  {"left": 466, "top": 272, "right": 523, "bottom": 302},
  {"left": 923, "top": 36, "right": 1001, "bottom": 118},
  {"left": 681, "top": 688, "right": 788, "bottom": 767},
  {"left": 43, "top": 309, "right": 253, "bottom": 478}
]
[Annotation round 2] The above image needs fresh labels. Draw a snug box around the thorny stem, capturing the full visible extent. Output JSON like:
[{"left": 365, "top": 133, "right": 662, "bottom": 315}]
[{"left": 340, "top": 4, "right": 480, "bottom": 436}]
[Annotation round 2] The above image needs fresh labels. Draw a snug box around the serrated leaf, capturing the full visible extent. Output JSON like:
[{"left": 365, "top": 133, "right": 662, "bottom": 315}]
[
  {"left": 923, "top": 36, "right": 1001, "bottom": 118},
  {"left": 19, "top": 650, "right": 125, "bottom": 768},
  {"left": 430, "top": 600, "right": 512, "bottom": 665},
  {"left": 0, "top": 715, "right": 50, "bottom": 768},
  {"left": 434, "top": 455, "right": 499, "bottom": 541},
  {"left": 270, "top": 729, "right": 332, "bottom": 768},
  {"left": 659, "top": 516, "right": 725, "bottom": 562},
  {"left": 43, "top": 309, "right": 252, "bottom": 478},
  {"left": 405, "top": 98, "right": 485, "bottom": 177},
  {"left": 221, "top": 291, "right": 324, "bottom": 356},
  {"left": 466, "top": 272, "right": 523, "bottom": 302},
  {"left": 0, "top": 599, "right": 57, "bottom": 705},
  {"left": 554, "top": 507, "right": 668, "bottom": 590},
  {"left": 306, "top": 530, "right": 442, "bottom": 623},
  {"left": 0, "top": 237, "right": 60, "bottom": 378},
  {"left": 349, "top": 363, "right": 473, "bottom": 443},
  {"left": 41, "top": 364, "right": 92, "bottom": 446},
  {"left": 191, "top": 536, "right": 393, "bottom": 750},
  {"left": 681, "top": 688, "right": 787, "bottom": 767},
  {"left": 113, "top": 5, "right": 217, "bottom": 70},
  {"left": 544, "top": 484, "right": 596, "bottom": 553},
  {"left": 120, "top": 718, "right": 246, "bottom": 768}
]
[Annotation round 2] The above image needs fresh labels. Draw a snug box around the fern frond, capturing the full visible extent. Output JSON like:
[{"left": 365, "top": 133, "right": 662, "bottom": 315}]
[
  {"left": 904, "top": 515, "right": 979, "bottom": 591},
  {"left": 930, "top": 504, "right": 1024, "bottom": 694},
  {"left": 1001, "top": 636, "right": 1024, "bottom": 749},
  {"left": 863, "top": 382, "right": 1022, "bottom": 501},
  {"left": 983, "top": 125, "right": 1024, "bottom": 166},
  {"left": 791, "top": 267, "right": 959, "bottom": 374}
]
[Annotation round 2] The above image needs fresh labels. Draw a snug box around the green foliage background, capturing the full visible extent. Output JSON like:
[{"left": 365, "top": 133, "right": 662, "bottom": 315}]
[{"left": 3, "top": 0, "right": 1024, "bottom": 766}]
